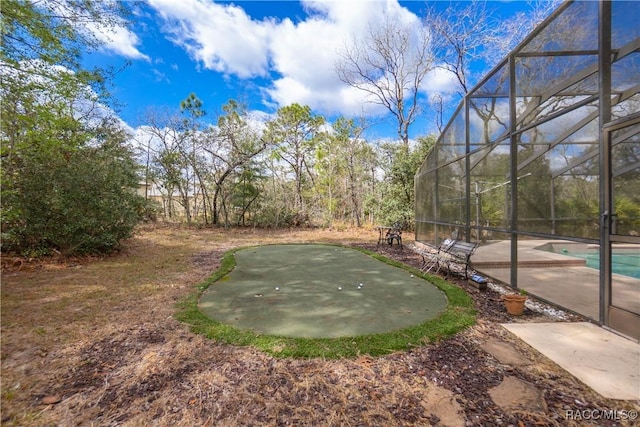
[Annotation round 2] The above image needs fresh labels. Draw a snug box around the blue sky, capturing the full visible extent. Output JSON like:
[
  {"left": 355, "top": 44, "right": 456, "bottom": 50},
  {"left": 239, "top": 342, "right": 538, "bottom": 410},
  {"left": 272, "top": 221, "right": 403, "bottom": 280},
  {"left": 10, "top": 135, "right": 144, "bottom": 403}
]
[{"left": 84, "top": 0, "right": 549, "bottom": 141}]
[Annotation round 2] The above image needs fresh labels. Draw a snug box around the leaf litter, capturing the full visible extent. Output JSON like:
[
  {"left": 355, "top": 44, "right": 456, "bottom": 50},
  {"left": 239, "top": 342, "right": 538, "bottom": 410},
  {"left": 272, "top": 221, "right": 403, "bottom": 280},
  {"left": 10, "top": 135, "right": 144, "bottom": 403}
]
[{"left": 1, "top": 225, "right": 638, "bottom": 426}]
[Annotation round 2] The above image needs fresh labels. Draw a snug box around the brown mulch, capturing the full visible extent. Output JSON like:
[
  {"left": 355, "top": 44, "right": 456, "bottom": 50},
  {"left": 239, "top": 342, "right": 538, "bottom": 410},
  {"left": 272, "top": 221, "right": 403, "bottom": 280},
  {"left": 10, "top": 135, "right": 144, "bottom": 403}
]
[{"left": 2, "top": 230, "right": 638, "bottom": 426}]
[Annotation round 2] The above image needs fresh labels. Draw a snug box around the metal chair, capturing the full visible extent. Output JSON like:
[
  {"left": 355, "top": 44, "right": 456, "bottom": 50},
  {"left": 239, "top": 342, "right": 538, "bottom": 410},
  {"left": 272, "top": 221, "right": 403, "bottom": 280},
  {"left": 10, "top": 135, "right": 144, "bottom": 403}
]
[{"left": 386, "top": 222, "right": 403, "bottom": 248}]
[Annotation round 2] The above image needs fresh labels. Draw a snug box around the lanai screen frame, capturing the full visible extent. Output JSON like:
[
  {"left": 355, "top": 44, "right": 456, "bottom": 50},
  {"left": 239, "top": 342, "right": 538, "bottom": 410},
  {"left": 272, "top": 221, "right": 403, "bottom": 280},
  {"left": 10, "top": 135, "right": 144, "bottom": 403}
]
[{"left": 415, "top": 0, "right": 639, "bottom": 322}]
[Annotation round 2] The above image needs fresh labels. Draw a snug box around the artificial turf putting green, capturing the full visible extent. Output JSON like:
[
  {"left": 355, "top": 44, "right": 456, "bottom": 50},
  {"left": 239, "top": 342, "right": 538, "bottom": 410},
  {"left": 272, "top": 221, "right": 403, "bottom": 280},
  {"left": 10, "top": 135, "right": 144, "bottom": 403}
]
[{"left": 199, "top": 244, "right": 448, "bottom": 338}]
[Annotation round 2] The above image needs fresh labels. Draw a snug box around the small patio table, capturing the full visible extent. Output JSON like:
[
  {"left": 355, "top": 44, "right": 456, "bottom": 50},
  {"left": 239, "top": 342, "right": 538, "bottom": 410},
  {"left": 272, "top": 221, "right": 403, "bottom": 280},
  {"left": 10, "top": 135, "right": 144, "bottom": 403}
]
[
  {"left": 376, "top": 226, "right": 393, "bottom": 245},
  {"left": 376, "top": 225, "right": 402, "bottom": 247}
]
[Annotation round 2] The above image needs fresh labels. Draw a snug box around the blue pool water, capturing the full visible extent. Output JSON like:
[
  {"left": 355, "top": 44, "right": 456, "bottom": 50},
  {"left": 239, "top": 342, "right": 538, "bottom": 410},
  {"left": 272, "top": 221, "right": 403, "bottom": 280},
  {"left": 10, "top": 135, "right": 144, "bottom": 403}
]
[{"left": 567, "top": 252, "right": 640, "bottom": 279}]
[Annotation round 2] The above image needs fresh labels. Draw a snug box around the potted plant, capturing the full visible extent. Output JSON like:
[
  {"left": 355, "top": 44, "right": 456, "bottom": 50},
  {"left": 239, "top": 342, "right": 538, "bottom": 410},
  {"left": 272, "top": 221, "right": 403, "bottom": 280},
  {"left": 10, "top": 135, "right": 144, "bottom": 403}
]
[{"left": 502, "top": 289, "right": 527, "bottom": 315}]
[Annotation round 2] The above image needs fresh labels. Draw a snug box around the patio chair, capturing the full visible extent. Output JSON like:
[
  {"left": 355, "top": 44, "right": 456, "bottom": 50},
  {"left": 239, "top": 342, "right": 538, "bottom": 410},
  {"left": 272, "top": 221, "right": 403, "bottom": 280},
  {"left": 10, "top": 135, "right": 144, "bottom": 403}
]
[
  {"left": 420, "top": 238, "right": 456, "bottom": 273},
  {"left": 386, "top": 222, "right": 403, "bottom": 248}
]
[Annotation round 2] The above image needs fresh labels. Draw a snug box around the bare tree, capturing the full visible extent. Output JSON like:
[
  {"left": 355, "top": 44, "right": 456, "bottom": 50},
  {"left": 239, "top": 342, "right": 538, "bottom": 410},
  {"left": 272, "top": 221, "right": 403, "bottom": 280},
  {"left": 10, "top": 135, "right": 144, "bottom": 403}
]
[
  {"left": 180, "top": 93, "right": 210, "bottom": 223},
  {"left": 335, "top": 10, "right": 434, "bottom": 146},
  {"left": 430, "top": 93, "right": 445, "bottom": 134},
  {"left": 428, "top": 0, "right": 562, "bottom": 97},
  {"left": 427, "top": 0, "right": 495, "bottom": 97},
  {"left": 494, "top": 0, "right": 564, "bottom": 62},
  {"left": 141, "top": 108, "right": 195, "bottom": 223},
  {"left": 203, "top": 100, "right": 269, "bottom": 226},
  {"left": 337, "top": 117, "right": 375, "bottom": 227}
]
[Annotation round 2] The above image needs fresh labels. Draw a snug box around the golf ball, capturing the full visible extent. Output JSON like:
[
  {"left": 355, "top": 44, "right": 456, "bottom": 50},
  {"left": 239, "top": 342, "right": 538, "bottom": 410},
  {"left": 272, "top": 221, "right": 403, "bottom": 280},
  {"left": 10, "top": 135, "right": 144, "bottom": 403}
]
[
  {"left": 275, "top": 287, "right": 280, "bottom": 291},
  {"left": 338, "top": 286, "right": 342, "bottom": 291}
]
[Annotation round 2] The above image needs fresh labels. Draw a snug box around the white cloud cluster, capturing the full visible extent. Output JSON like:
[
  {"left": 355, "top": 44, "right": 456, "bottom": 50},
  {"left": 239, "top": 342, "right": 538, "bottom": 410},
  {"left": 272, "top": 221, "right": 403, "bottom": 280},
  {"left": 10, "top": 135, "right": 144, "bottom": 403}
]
[
  {"left": 144, "top": 0, "right": 458, "bottom": 118},
  {"left": 48, "top": 0, "right": 150, "bottom": 61},
  {"left": 147, "top": 0, "right": 276, "bottom": 78},
  {"left": 90, "top": 23, "right": 150, "bottom": 61}
]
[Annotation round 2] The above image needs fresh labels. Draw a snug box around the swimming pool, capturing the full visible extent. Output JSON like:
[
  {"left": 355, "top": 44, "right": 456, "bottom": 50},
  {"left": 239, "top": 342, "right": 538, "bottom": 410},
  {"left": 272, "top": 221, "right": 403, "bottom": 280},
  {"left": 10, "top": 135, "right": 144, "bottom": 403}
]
[
  {"left": 541, "top": 243, "right": 640, "bottom": 279},
  {"left": 570, "top": 252, "right": 640, "bottom": 279}
]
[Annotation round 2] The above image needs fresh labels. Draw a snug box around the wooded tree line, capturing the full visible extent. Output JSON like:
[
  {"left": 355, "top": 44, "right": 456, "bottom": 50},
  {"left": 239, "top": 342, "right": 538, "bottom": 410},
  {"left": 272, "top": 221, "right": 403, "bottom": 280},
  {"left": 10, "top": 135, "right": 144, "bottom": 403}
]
[
  {"left": 140, "top": 96, "right": 434, "bottom": 229},
  {"left": 136, "top": 0, "right": 558, "bottom": 229},
  {"left": 1, "top": 0, "right": 557, "bottom": 255}
]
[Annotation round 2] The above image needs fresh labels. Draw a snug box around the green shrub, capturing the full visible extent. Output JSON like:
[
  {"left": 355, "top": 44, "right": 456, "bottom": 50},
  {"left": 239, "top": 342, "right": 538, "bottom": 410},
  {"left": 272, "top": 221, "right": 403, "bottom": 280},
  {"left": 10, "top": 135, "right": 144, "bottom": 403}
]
[{"left": 1, "top": 137, "right": 146, "bottom": 256}]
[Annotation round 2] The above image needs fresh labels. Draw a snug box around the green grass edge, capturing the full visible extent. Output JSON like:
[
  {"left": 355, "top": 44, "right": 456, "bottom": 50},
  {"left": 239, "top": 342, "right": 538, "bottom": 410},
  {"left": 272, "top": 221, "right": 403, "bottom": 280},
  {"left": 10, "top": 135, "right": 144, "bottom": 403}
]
[{"left": 174, "top": 244, "right": 476, "bottom": 359}]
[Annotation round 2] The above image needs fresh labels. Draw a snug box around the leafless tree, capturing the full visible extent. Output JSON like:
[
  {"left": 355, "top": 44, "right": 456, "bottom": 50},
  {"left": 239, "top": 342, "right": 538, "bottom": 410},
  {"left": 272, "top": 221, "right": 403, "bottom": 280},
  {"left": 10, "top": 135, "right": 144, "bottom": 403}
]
[
  {"left": 202, "top": 100, "right": 269, "bottom": 226},
  {"left": 427, "top": 0, "right": 562, "bottom": 97},
  {"left": 427, "top": 0, "right": 494, "bottom": 96},
  {"left": 140, "top": 108, "right": 196, "bottom": 223},
  {"left": 335, "top": 10, "right": 434, "bottom": 146},
  {"left": 495, "top": 0, "right": 564, "bottom": 60}
]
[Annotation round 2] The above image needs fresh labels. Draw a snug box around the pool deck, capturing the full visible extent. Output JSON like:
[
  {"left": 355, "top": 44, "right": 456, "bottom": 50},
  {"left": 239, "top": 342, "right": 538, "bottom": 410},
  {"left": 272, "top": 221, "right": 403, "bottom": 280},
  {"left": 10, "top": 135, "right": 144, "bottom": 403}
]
[
  {"left": 472, "top": 239, "right": 640, "bottom": 319},
  {"left": 417, "top": 239, "right": 640, "bottom": 401},
  {"left": 473, "top": 240, "right": 640, "bottom": 400}
]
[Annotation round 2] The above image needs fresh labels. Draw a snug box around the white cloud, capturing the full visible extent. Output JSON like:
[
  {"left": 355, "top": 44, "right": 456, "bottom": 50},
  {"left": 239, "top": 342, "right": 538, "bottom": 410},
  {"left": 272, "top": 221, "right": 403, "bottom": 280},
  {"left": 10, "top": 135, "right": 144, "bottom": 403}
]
[
  {"left": 266, "top": 75, "right": 387, "bottom": 118},
  {"left": 145, "top": 0, "right": 452, "bottom": 118},
  {"left": 152, "top": 69, "right": 170, "bottom": 83},
  {"left": 36, "top": 0, "right": 149, "bottom": 61},
  {"left": 266, "top": 0, "right": 426, "bottom": 117},
  {"left": 422, "top": 67, "right": 460, "bottom": 97},
  {"left": 147, "top": 0, "right": 276, "bottom": 78},
  {"left": 5, "top": 59, "right": 136, "bottom": 139},
  {"left": 246, "top": 110, "right": 273, "bottom": 132},
  {"left": 91, "top": 24, "right": 151, "bottom": 61}
]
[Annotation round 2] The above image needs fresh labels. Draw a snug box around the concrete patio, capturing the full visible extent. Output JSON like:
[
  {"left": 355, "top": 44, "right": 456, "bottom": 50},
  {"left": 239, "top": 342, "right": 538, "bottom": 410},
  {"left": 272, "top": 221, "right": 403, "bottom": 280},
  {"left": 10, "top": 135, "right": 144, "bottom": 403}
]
[
  {"left": 473, "top": 239, "right": 640, "bottom": 321},
  {"left": 503, "top": 322, "right": 639, "bottom": 400},
  {"left": 470, "top": 240, "right": 639, "bottom": 401}
]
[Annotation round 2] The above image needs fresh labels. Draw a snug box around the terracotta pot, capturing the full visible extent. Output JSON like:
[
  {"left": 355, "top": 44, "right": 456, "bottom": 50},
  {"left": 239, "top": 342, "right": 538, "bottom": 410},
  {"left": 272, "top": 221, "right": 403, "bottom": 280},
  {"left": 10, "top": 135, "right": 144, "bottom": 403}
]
[{"left": 502, "top": 294, "right": 527, "bottom": 316}]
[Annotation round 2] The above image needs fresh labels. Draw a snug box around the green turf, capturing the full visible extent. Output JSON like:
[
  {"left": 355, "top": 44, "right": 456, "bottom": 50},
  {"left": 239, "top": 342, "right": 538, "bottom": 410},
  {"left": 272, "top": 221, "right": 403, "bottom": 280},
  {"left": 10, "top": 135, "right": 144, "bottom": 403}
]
[
  {"left": 198, "top": 244, "right": 448, "bottom": 338},
  {"left": 176, "top": 244, "right": 475, "bottom": 358}
]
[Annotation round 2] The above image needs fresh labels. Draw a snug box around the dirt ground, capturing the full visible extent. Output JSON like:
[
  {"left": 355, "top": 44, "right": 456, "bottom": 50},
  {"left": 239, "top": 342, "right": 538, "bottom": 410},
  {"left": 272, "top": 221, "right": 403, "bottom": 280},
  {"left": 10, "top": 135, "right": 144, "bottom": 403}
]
[{"left": 1, "top": 225, "right": 638, "bottom": 426}]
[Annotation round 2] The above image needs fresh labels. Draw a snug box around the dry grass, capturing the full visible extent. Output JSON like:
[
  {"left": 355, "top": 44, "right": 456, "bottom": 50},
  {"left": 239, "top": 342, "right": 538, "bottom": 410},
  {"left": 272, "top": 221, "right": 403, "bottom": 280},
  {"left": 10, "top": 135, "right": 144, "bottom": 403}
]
[{"left": 2, "top": 224, "right": 637, "bottom": 426}]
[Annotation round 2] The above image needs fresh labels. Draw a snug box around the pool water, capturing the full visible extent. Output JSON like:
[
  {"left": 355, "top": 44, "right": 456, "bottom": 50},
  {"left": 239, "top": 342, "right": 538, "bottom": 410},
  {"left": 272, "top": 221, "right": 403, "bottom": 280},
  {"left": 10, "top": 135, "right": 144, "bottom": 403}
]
[{"left": 568, "top": 252, "right": 640, "bottom": 279}]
